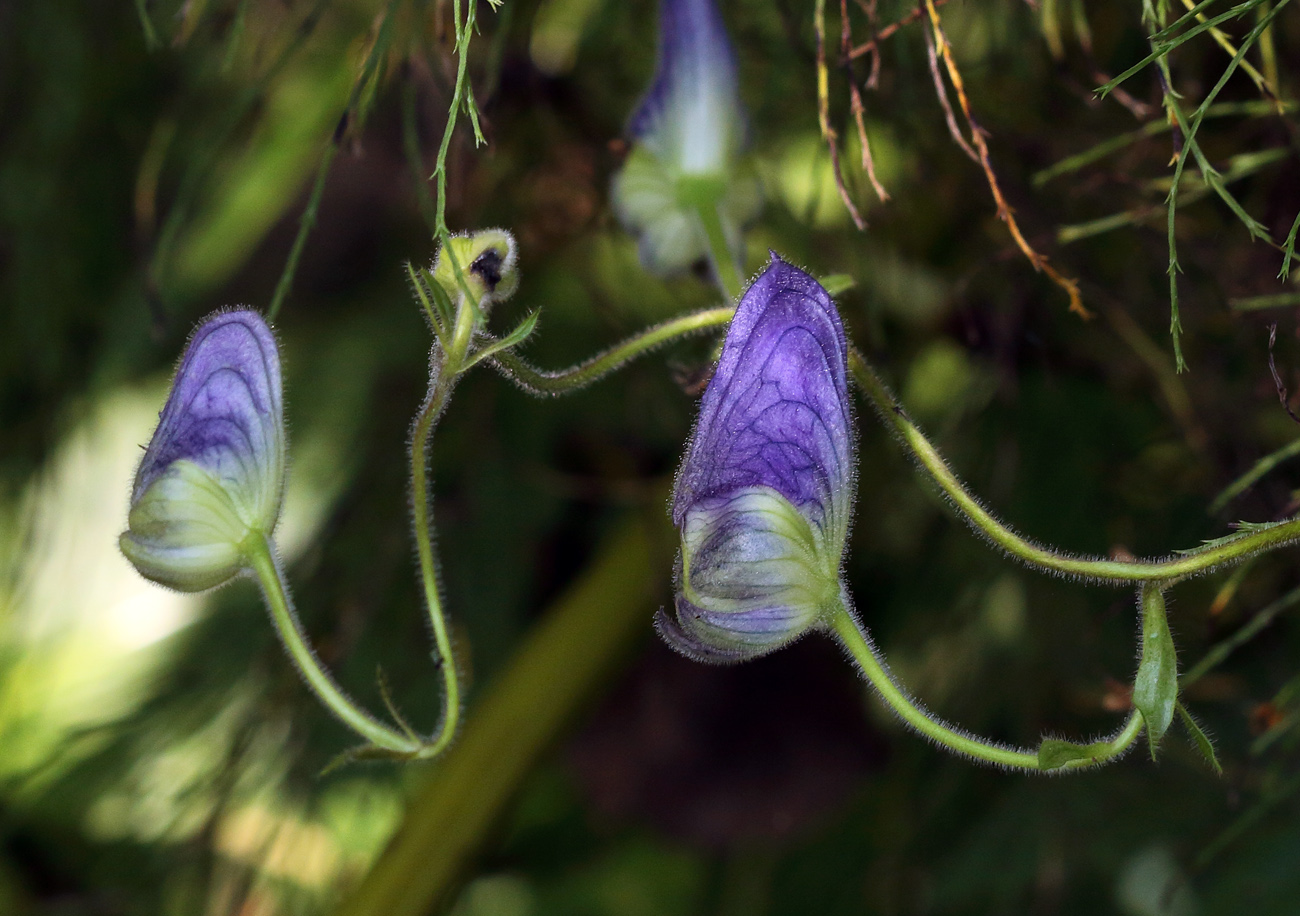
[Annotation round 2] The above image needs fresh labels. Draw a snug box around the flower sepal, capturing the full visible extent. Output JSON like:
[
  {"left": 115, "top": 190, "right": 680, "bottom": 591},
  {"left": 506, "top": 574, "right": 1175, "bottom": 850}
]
[{"left": 660, "top": 484, "right": 842, "bottom": 662}]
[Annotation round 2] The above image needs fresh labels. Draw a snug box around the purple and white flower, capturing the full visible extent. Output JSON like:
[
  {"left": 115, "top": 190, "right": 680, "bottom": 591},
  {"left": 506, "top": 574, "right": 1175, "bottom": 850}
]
[
  {"left": 659, "top": 254, "right": 854, "bottom": 661},
  {"left": 612, "top": 0, "right": 760, "bottom": 277},
  {"left": 120, "top": 309, "right": 285, "bottom": 592}
]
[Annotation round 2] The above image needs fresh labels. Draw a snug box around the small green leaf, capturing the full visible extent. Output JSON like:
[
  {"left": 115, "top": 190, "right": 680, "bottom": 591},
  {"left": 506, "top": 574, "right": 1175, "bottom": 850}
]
[
  {"left": 819, "top": 273, "right": 856, "bottom": 297},
  {"left": 421, "top": 267, "right": 459, "bottom": 330},
  {"left": 464, "top": 311, "right": 540, "bottom": 371},
  {"left": 407, "top": 262, "right": 449, "bottom": 339},
  {"left": 377, "top": 665, "right": 420, "bottom": 743},
  {"left": 1134, "top": 584, "right": 1178, "bottom": 759},
  {"left": 1177, "top": 702, "right": 1222, "bottom": 776},
  {"left": 1038, "top": 737, "right": 1112, "bottom": 771}
]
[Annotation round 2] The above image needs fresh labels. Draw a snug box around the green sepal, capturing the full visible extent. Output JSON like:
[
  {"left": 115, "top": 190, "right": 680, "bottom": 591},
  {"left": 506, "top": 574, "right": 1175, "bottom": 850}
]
[
  {"left": 1134, "top": 584, "right": 1178, "bottom": 758},
  {"left": 1176, "top": 702, "right": 1222, "bottom": 776},
  {"left": 407, "top": 262, "right": 454, "bottom": 339},
  {"left": 1037, "top": 737, "right": 1114, "bottom": 771},
  {"left": 463, "top": 311, "right": 540, "bottom": 372}
]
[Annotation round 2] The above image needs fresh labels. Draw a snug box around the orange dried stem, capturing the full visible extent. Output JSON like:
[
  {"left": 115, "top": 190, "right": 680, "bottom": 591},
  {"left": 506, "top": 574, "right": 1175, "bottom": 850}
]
[
  {"left": 816, "top": 0, "right": 868, "bottom": 229},
  {"left": 842, "top": 0, "right": 890, "bottom": 202},
  {"left": 922, "top": 0, "right": 1090, "bottom": 319}
]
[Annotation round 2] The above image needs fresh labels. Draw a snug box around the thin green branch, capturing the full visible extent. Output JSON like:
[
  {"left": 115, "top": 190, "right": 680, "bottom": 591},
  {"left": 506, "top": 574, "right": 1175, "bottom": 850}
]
[
  {"left": 829, "top": 604, "right": 1143, "bottom": 771},
  {"left": 133, "top": 0, "right": 159, "bottom": 49},
  {"left": 246, "top": 532, "right": 420, "bottom": 755},
  {"left": 1209, "top": 436, "right": 1300, "bottom": 512},
  {"left": 489, "top": 307, "right": 735, "bottom": 395},
  {"left": 267, "top": 0, "right": 403, "bottom": 319},
  {"left": 408, "top": 365, "right": 463, "bottom": 760},
  {"left": 847, "top": 348, "right": 1300, "bottom": 582}
]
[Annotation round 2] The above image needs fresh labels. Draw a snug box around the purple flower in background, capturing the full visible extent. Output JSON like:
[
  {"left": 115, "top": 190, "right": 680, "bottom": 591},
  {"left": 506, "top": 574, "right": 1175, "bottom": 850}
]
[
  {"left": 120, "top": 309, "right": 285, "bottom": 592},
  {"left": 628, "top": 0, "right": 742, "bottom": 177},
  {"left": 611, "top": 0, "right": 760, "bottom": 277},
  {"left": 659, "top": 255, "right": 854, "bottom": 661}
]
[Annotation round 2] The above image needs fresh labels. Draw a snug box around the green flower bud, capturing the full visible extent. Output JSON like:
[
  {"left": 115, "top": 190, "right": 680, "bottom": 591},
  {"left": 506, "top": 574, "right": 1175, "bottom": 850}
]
[{"left": 432, "top": 229, "right": 519, "bottom": 310}]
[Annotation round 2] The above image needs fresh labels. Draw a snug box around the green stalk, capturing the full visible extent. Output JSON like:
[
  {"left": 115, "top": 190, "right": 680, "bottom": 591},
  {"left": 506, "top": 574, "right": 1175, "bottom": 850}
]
[
  {"left": 691, "top": 199, "right": 745, "bottom": 302},
  {"left": 408, "top": 366, "right": 462, "bottom": 759},
  {"left": 246, "top": 532, "right": 419, "bottom": 754},
  {"left": 847, "top": 349, "right": 1300, "bottom": 583},
  {"left": 828, "top": 603, "right": 1040, "bottom": 769},
  {"left": 332, "top": 517, "right": 662, "bottom": 916},
  {"left": 490, "top": 307, "right": 734, "bottom": 395},
  {"left": 830, "top": 603, "right": 1144, "bottom": 771}
]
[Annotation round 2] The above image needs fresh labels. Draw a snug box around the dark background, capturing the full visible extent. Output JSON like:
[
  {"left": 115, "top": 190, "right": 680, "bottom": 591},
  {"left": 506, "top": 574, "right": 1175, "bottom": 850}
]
[{"left": 2, "top": 1, "right": 1299, "bottom": 914}]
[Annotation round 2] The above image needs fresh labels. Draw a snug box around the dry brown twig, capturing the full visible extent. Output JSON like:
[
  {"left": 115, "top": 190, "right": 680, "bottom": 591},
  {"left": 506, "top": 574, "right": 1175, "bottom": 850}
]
[
  {"left": 921, "top": 0, "right": 1089, "bottom": 318},
  {"left": 815, "top": 0, "right": 868, "bottom": 229},
  {"left": 842, "top": 0, "right": 890, "bottom": 202},
  {"left": 847, "top": 0, "right": 952, "bottom": 61}
]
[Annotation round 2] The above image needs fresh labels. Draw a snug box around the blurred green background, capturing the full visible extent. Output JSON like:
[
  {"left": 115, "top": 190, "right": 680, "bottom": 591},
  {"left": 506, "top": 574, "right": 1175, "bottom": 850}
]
[{"left": 2, "top": 1, "right": 1300, "bottom": 913}]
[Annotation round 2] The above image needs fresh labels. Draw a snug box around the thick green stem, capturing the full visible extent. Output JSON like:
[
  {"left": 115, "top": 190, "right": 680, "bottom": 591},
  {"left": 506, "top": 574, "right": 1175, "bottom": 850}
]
[
  {"left": 408, "top": 367, "right": 462, "bottom": 759},
  {"left": 246, "top": 532, "right": 419, "bottom": 754}
]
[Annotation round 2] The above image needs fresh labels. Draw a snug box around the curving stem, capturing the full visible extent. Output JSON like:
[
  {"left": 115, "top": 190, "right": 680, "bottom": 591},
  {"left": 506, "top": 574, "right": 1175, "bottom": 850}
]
[
  {"left": 828, "top": 600, "right": 1144, "bottom": 771},
  {"left": 407, "top": 357, "right": 464, "bottom": 760},
  {"left": 245, "top": 531, "right": 421, "bottom": 755}
]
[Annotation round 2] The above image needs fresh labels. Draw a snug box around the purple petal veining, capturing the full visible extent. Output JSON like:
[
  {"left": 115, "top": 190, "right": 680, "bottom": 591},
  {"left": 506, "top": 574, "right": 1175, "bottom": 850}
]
[
  {"left": 121, "top": 309, "right": 285, "bottom": 591},
  {"left": 661, "top": 255, "right": 855, "bottom": 662}
]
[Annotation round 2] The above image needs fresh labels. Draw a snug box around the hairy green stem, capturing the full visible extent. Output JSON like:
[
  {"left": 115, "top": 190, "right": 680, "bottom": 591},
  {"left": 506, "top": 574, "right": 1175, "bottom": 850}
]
[
  {"left": 492, "top": 303, "right": 1300, "bottom": 583},
  {"left": 408, "top": 366, "right": 462, "bottom": 759},
  {"left": 846, "top": 349, "right": 1300, "bottom": 583},
  {"left": 490, "top": 307, "right": 734, "bottom": 395},
  {"left": 829, "top": 602, "right": 1143, "bottom": 771},
  {"left": 246, "top": 532, "right": 420, "bottom": 754},
  {"left": 332, "top": 517, "right": 661, "bottom": 916},
  {"left": 829, "top": 603, "right": 1039, "bottom": 769}
]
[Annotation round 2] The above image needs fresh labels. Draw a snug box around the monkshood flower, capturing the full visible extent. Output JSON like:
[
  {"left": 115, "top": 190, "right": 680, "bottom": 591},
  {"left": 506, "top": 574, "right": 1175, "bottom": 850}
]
[
  {"left": 658, "top": 255, "right": 854, "bottom": 661},
  {"left": 120, "top": 309, "right": 285, "bottom": 592},
  {"left": 611, "top": 0, "right": 761, "bottom": 277}
]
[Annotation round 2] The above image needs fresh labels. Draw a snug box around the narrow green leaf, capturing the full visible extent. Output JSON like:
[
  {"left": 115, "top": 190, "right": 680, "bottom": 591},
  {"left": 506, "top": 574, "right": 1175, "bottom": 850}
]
[
  {"left": 1280, "top": 210, "right": 1300, "bottom": 281},
  {"left": 377, "top": 666, "right": 421, "bottom": 743},
  {"left": 1134, "top": 584, "right": 1179, "bottom": 758},
  {"left": 1177, "top": 702, "right": 1222, "bottom": 775},
  {"left": 463, "top": 311, "right": 541, "bottom": 371},
  {"left": 407, "top": 263, "right": 448, "bottom": 340},
  {"left": 421, "top": 267, "right": 459, "bottom": 330}
]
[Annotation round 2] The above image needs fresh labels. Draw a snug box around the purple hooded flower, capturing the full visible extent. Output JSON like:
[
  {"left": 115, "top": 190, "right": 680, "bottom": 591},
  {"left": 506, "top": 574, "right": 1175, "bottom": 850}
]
[
  {"left": 120, "top": 309, "right": 285, "bottom": 592},
  {"left": 659, "top": 254, "right": 854, "bottom": 661},
  {"left": 611, "top": 0, "right": 760, "bottom": 277}
]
